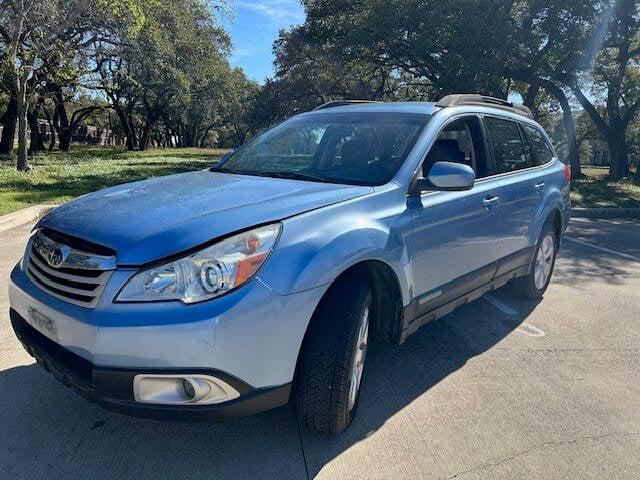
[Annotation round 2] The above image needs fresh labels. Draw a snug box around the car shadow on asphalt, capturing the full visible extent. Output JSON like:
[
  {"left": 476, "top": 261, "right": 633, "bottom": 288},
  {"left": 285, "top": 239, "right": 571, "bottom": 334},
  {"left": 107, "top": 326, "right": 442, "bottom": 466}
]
[
  {"left": 0, "top": 289, "right": 540, "bottom": 480},
  {"left": 298, "top": 292, "right": 541, "bottom": 477},
  {"left": 552, "top": 240, "right": 640, "bottom": 286}
]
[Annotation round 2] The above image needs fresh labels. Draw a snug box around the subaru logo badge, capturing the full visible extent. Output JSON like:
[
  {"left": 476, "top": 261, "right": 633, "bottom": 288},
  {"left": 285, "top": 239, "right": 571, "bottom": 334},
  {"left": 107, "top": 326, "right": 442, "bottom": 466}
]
[{"left": 47, "top": 246, "right": 66, "bottom": 268}]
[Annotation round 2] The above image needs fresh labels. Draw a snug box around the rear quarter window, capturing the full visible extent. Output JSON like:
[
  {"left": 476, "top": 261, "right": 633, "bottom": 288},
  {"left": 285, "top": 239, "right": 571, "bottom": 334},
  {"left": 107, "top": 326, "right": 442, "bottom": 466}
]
[
  {"left": 523, "top": 125, "right": 555, "bottom": 165},
  {"left": 484, "top": 117, "right": 536, "bottom": 174}
]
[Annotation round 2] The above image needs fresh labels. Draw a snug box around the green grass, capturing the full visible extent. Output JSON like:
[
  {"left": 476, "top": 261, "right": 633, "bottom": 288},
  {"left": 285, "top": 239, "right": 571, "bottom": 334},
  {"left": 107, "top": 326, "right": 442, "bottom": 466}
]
[
  {"left": 571, "top": 167, "right": 640, "bottom": 209},
  {"left": 0, "top": 146, "right": 227, "bottom": 215}
]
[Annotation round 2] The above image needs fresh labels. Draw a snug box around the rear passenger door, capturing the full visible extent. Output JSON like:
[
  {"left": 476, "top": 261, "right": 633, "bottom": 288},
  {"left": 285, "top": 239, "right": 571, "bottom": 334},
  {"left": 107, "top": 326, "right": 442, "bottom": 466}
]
[{"left": 483, "top": 116, "right": 544, "bottom": 274}]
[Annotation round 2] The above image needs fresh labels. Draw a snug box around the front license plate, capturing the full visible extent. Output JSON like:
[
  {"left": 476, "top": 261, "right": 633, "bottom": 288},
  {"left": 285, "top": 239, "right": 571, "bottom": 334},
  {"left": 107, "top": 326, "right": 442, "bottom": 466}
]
[{"left": 28, "top": 308, "right": 58, "bottom": 341}]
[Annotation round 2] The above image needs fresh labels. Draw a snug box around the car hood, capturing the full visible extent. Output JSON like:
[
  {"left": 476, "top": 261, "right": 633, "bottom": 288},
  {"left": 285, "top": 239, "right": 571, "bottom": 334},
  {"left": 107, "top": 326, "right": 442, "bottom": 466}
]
[{"left": 38, "top": 170, "right": 372, "bottom": 265}]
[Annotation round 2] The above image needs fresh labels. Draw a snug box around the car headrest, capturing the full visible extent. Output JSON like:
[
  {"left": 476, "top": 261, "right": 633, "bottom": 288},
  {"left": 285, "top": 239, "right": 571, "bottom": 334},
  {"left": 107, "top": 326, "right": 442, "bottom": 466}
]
[
  {"left": 425, "top": 139, "right": 465, "bottom": 165},
  {"left": 341, "top": 139, "right": 371, "bottom": 168}
]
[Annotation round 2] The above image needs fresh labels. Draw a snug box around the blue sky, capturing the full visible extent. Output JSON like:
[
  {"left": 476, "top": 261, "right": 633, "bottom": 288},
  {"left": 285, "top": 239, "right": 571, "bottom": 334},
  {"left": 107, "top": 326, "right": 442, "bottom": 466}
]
[{"left": 224, "top": 1, "right": 305, "bottom": 82}]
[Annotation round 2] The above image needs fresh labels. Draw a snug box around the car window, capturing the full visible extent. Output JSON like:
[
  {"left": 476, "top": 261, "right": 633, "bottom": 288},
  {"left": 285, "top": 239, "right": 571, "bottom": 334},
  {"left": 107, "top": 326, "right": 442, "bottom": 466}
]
[
  {"left": 484, "top": 117, "right": 535, "bottom": 173},
  {"left": 219, "top": 112, "right": 427, "bottom": 186},
  {"left": 523, "top": 125, "right": 555, "bottom": 165},
  {"left": 437, "top": 120, "right": 477, "bottom": 170},
  {"left": 422, "top": 116, "right": 489, "bottom": 179}
]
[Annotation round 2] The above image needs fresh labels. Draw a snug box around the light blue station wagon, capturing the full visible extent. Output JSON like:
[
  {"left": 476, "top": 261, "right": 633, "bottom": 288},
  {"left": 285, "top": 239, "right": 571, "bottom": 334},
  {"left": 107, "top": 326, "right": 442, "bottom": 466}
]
[{"left": 9, "top": 94, "right": 570, "bottom": 434}]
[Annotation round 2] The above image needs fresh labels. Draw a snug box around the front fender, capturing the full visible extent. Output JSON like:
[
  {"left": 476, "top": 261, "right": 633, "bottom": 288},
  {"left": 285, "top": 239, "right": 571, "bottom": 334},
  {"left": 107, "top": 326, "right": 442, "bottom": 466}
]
[{"left": 256, "top": 189, "right": 412, "bottom": 304}]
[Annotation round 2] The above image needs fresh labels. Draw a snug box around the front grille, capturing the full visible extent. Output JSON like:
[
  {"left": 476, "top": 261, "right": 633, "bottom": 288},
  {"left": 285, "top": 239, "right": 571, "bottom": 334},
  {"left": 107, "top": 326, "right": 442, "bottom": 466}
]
[{"left": 25, "top": 230, "right": 115, "bottom": 308}]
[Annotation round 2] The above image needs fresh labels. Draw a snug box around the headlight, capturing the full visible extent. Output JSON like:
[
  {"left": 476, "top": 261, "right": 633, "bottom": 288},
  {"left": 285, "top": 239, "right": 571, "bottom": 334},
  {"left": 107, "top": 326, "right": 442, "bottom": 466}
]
[{"left": 116, "top": 224, "right": 281, "bottom": 304}]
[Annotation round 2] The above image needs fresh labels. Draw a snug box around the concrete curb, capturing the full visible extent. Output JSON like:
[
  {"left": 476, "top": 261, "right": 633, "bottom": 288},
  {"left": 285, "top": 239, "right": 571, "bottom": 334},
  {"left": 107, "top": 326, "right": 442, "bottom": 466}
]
[
  {"left": 571, "top": 207, "right": 640, "bottom": 219},
  {"left": 0, "top": 204, "right": 57, "bottom": 233}
]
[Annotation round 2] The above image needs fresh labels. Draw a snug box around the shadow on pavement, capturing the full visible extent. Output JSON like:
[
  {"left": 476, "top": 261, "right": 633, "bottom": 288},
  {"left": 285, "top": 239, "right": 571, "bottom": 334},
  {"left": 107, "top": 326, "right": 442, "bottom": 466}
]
[
  {"left": 0, "top": 291, "right": 540, "bottom": 480},
  {"left": 552, "top": 240, "right": 640, "bottom": 286},
  {"left": 299, "top": 294, "right": 540, "bottom": 477}
]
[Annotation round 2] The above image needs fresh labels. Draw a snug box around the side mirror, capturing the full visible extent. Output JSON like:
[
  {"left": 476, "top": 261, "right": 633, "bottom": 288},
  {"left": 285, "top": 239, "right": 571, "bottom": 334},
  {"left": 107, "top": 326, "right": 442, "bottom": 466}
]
[{"left": 412, "top": 161, "right": 475, "bottom": 194}]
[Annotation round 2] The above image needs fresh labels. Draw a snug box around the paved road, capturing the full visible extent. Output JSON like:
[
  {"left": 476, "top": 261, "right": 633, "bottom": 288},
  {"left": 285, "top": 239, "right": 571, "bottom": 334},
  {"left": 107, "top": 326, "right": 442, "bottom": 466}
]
[{"left": 0, "top": 219, "right": 638, "bottom": 479}]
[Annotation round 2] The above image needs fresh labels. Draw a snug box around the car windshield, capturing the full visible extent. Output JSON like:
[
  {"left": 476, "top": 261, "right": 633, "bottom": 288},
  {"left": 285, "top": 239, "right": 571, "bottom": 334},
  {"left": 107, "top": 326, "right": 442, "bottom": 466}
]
[{"left": 213, "top": 112, "right": 428, "bottom": 186}]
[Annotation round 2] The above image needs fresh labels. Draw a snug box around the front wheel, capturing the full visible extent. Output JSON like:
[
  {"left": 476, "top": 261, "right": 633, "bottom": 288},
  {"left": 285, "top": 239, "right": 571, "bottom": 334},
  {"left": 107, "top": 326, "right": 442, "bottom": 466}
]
[
  {"left": 294, "top": 273, "right": 372, "bottom": 434},
  {"left": 510, "top": 224, "right": 558, "bottom": 299}
]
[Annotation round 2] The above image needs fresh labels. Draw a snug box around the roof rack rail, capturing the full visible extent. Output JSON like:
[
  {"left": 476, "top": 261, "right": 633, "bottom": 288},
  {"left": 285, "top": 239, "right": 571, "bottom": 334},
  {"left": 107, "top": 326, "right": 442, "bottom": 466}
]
[
  {"left": 313, "top": 100, "right": 379, "bottom": 110},
  {"left": 436, "top": 94, "right": 534, "bottom": 119}
]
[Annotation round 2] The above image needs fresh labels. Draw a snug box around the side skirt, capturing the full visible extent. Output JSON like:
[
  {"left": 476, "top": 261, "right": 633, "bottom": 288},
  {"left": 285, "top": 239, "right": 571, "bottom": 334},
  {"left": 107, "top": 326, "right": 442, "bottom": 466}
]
[{"left": 398, "top": 263, "right": 530, "bottom": 344}]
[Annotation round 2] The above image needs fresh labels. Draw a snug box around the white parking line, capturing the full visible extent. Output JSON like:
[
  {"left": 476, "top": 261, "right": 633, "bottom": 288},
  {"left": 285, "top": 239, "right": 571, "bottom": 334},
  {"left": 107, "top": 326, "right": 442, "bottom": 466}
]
[
  {"left": 564, "top": 237, "right": 640, "bottom": 262},
  {"left": 483, "top": 294, "right": 519, "bottom": 315},
  {"left": 517, "top": 323, "right": 546, "bottom": 337},
  {"left": 483, "top": 295, "right": 547, "bottom": 337}
]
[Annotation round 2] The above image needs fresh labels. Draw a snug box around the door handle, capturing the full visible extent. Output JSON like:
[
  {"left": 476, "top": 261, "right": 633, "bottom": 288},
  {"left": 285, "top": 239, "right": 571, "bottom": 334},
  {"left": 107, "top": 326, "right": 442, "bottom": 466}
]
[
  {"left": 534, "top": 181, "right": 545, "bottom": 192},
  {"left": 483, "top": 195, "right": 499, "bottom": 209}
]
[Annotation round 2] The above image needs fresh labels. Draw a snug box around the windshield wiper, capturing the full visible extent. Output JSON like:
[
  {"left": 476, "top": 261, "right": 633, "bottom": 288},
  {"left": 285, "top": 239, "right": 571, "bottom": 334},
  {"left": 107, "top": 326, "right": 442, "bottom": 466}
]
[
  {"left": 210, "top": 166, "right": 245, "bottom": 175},
  {"left": 262, "top": 171, "right": 334, "bottom": 183},
  {"left": 211, "top": 167, "right": 338, "bottom": 184}
]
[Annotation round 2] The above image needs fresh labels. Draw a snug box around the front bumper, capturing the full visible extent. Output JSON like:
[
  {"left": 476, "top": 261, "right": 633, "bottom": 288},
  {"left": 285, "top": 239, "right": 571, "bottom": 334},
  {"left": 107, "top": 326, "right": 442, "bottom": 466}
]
[
  {"left": 11, "top": 309, "right": 291, "bottom": 420},
  {"left": 9, "top": 263, "right": 327, "bottom": 388}
]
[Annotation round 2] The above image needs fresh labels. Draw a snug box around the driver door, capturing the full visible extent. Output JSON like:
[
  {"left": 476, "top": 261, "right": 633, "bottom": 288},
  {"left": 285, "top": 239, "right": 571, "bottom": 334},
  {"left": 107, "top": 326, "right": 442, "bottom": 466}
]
[{"left": 408, "top": 115, "right": 499, "bottom": 314}]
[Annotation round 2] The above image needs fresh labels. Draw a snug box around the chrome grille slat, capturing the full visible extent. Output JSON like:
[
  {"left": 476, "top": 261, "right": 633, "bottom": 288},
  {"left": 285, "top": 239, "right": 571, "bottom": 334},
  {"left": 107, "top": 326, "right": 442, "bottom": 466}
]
[
  {"left": 27, "top": 265, "right": 101, "bottom": 296},
  {"left": 25, "top": 230, "right": 116, "bottom": 309},
  {"left": 29, "top": 251, "right": 110, "bottom": 284}
]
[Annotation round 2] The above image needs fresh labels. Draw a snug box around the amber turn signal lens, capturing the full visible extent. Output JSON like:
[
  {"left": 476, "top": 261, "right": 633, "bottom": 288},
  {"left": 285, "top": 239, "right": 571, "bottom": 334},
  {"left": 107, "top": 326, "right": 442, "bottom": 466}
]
[{"left": 235, "top": 253, "right": 268, "bottom": 285}]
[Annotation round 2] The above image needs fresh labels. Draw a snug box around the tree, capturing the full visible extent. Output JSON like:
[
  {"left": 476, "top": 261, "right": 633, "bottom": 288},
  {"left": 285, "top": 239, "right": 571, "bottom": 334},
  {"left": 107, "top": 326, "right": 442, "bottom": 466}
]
[
  {"left": 504, "top": 0, "right": 601, "bottom": 179},
  {"left": 558, "top": 0, "right": 640, "bottom": 180},
  {"left": 0, "top": 96, "right": 17, "bottom": 154},
  {"left": 90, "top": 0, "right": 233, "bottom": 150},
  {"left": 204, "top": 68, "right": 260, "bottom": 148},
  {"left": 301, "top": 0, "right": 514, "bottom": 97},
  {"left": 0, "top": 0, "right": 144, "bottom": 169}
]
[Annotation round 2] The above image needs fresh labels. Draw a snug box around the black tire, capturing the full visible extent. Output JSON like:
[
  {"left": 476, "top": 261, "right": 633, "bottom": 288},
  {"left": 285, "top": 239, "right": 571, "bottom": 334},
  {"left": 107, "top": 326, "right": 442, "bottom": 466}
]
[
  {"left": 510, "top": 223, "right": 558, "bottom": 299},
  {"left": 294, "top": 272, "right": 372, "bottom": 434}
]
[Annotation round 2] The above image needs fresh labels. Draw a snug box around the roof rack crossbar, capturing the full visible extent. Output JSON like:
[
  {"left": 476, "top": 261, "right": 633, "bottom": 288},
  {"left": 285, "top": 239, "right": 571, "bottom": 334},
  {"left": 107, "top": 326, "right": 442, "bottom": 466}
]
[
  {"left": 436, "top": 94, "right": 534, "bottom": 119},
  {"left": 313, "top": 100, "right": 379, "bottom": 111}
]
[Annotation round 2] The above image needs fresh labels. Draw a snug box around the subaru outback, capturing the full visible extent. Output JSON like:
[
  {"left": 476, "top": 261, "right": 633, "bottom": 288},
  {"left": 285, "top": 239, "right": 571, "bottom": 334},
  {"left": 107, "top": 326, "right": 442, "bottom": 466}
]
[{"left": 9, "top": 94, "right": 570, "bottom": 434}]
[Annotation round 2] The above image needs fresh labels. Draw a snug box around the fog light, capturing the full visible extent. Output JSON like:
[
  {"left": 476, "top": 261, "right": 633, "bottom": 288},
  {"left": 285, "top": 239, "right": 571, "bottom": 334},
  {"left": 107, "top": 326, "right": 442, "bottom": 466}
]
[{"left": 133, "top": 374, "right": 240, "bottom": 405}]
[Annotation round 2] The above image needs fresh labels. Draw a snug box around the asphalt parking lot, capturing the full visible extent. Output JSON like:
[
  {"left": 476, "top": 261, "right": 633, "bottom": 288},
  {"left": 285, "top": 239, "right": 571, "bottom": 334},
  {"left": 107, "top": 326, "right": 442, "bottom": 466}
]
[{"left": 0, "top": 218, "right": 638, "bottom": 479}]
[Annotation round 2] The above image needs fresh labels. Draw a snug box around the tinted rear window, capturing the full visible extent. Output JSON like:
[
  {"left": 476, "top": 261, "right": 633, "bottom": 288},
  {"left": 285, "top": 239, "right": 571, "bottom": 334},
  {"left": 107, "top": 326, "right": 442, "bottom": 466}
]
[
  {"left": 485, "top": 117, "right": 536, "bottom": 173},
  {"left": 524, "top": 125, "right": 555, "bottom": 165}
]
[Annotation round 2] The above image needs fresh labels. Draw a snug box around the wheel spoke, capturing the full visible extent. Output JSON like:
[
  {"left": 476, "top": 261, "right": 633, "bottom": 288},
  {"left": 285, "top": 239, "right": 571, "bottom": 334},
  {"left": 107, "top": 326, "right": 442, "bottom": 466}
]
[
  {"left": 348, "top": 305, "right": 370, "bottom": 411},
  {"left": 533, "top": 234, "right": 555, "bottom": 290}
]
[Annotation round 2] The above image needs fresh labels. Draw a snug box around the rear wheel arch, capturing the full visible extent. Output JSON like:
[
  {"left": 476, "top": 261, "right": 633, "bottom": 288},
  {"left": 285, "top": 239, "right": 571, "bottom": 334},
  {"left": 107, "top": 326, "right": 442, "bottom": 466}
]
[
  {"left": 534, "top": 206, "right": 564, "bottom": 247},
  {"left": 549, "top": 208, "right": 563, "bottom": 240},
  {"left": 539, "top": 207, "right": 563, "bottom": 243}
]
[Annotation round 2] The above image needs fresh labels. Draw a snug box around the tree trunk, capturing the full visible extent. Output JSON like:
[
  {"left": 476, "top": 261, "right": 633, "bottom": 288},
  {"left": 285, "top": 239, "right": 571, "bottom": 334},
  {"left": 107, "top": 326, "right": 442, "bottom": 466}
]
[
  {"left": 48, "top": 83, "right": 72, "bottom": 151},
  {"left": 126, "top": 110, "right": 138, "bottom": 151},
  {"left": 16, "top": 76, "right": 30, "bottom": 171},
  {"left": 0, "top": 96, "right": 18, "bottom": 155},
  {"left": 27, "top": 109, "right": 44, "bottom": 154},
  {"left": 540, "top": 79, "right": 582, "bottom": 178},
  {"left": 139, "top": 109, "right": 159, "bottom": 151},
  {"left": 607, "top": 131, "right": 629, "bottom": 180},
  {"left": 112, "top": 106, "right": 136, "bottom": 150},
  {"left": 165, "top": 125, "right": 173, "bottom": 147},
  {"left": 139, "top": 122, "right": 151, "bottom": 151},
  {"left": 523, "top": 79, "right": 541, "bottom": 117},
  {"left": 44, "top": 108, "right": 56, "bottom": 151},
  {"left": 58, "top": 129, "right": 72, "bottom": 151},
  {"left": 125, "top": 128, "right": 136, "bottom": 150},
  {"left": 49, "top": 125, "right": 56, "bottom": 150}
]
